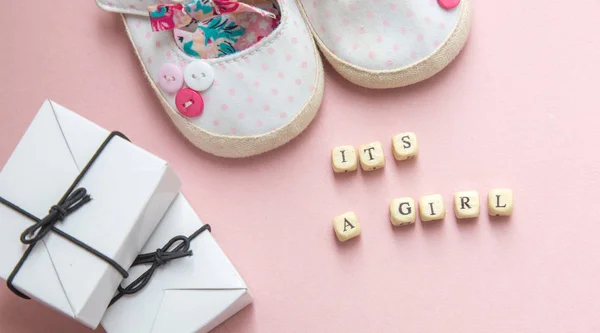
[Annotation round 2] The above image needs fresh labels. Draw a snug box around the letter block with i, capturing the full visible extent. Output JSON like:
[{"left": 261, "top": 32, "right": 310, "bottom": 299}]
[
  {"left": 331, "top": 145, "right": 358, "bottom": 173},
  {"left": 488, "top": 189, "right": 513, "bottom": 216},
  {"left": 333, "top": 211, "right": 361, "bottom": 242},
  {"left": 359, "top": 141, "right": 386, "bottom": 171},
  {"left": 419, "top": 194, "right": 446, "bottom": 222}
]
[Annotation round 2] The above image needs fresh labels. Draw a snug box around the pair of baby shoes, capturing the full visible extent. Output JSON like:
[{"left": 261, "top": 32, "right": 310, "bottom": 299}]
[{"left": 96, "top": 0, "right": 471, "bottom": 158}]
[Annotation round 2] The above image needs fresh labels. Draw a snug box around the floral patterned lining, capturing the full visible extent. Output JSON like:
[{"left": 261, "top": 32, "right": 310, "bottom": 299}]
[{"left": 162, "top": 0, "right": 281, "bottom": 59}]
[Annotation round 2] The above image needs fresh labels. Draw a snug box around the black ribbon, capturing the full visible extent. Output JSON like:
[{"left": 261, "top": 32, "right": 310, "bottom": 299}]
[
  {"left": 109, "top": 224, "right": 212, "bottom": 307},
  {"left": 0, "top": 131, "right": 131, "bottom": 299}
]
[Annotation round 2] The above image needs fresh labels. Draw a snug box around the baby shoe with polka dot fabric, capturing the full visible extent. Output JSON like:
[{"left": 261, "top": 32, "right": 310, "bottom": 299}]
[
  {"left": 95, "top": 0, "right": 324, "bottom": 158},
  {"left": 297, "top": 0, "right": 471, "bottom": 89}
]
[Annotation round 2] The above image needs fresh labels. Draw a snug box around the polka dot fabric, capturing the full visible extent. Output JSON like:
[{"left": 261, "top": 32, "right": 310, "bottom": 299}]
[
  {"left": 95, "top": 0, "right": 323, "bottom": 158},
  {"left": 298, "top": 0, "right": 461, "bottom": 71},
  {"left": 128, "top": 7, "right": 318, "bottom": 137}
]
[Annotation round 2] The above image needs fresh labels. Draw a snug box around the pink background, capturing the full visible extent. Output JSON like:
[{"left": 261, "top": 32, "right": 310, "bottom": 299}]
[{"left": 1, "top": 0, "right": 600, "bottom": 332}]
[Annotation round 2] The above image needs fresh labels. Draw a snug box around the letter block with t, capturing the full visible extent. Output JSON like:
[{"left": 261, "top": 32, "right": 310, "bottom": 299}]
[
  {"left": 488, "top": 189, "right": 513, "bottom": 216},
  {"left": 333, "top": 212, "right": 361, "bottom": 242},
  {"left": 331, "top": 145, "right": 358, "bottom": 173},
  {"left": 389, "top": 197, "right": 416, "bottom": 226},
  {"left": 359, "top": 141, "right": 385, "bottom": 171},
  {"left": 392, "top": 132, "right": 418, "bottom": 161},
  {"left": 454, "top": 191, "right": 480, "bottom": 219}
]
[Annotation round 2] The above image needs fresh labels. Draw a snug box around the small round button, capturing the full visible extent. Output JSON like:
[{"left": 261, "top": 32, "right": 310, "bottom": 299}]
[
  {"left": 175, "top": 88, "right": 204, "bottom": 117},
  {"left": 437, "top": 0, "right": 460, "bottom": 9},
  {"left": 158, "top": 63, "right": 184, "bottom": 93},
  {"left": 184, "top": 61, "right": 215, "bottom": 92}
]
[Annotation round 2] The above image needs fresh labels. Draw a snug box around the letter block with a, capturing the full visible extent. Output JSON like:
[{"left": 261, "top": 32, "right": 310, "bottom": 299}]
[{"left": 333, "top": 211, "right": 362, "bottom": 242}]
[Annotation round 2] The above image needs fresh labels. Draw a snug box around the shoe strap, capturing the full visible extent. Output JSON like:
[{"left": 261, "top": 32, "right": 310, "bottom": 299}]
[{"left": 96, "top": 0, "right": 275, "bottom": 32}]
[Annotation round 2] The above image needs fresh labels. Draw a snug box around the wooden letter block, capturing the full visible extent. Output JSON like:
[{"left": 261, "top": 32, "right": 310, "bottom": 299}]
[
  {"left": 392, "top": 132, "right": 418, "bottom": 161},
  {"left": 333, "top": 211, "right": 361, "bottom": 242},
  {"left": 331, "top": 145, "right": 357, "bottom": 173},
  {"left": 454, "top": 191, "right": 480, "bottom": 219},
  {"left": 390, "top": 197, "right": 416, "bottom": 226},
  {"left": 419, "top": 194, "right": 446, "bottom": 222},
  {"left": 488, "top": 189, "right": 513, "bottom": 216},
  {"left": 359, "top": 141, "right": 385, "bottom": 171}
]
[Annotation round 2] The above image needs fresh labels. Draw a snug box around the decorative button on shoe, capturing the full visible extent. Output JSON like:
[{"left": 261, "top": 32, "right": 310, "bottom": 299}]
[
  {"left": 158, "top": 63, "right": 184, "bottom": 93},
  {"left": 184, "top": 61, "right": 215, "bottom": 92},
  {"left": 95, "top": 0, "right": 324, "bottom": 158},
  {"left": 176, "top": 88, "right": 204, "bottom": 117},
  {"left": 438, "top": 0, "right": 461, "bottom": 10},
  {"left": 297, "top": 0, "right": 472, "bottom": 89}
]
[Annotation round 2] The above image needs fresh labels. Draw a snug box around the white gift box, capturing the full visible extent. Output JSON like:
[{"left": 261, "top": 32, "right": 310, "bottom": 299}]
[
  {"left": 102, "top": 193, "right": 252, "bottom": 333},
  {"left": 0, "top": 100, "right": 181, "bottom": 329}
]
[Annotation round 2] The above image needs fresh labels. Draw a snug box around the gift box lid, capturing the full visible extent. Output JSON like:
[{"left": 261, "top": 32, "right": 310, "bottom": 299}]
[
  {"left": 0, "top": 100, "right": 181, "bottom": 328},
  {"left": 102, "top": 193, "right": 252, "bottom": 333}
]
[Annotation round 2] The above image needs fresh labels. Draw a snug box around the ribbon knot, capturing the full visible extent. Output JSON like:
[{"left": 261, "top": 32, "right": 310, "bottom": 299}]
[
  {"left": 109, "top": 224, "right": 211, "bottom": 306},
  {"left": 20, "top": 188, "right": 91, "bottom": 245},
  {"left": 113, "top": 235, "right": 193, "bottom": 299},
  {"left": 49, "top": 205, "right": 68, "bottom": 221},
  {"left": 153, "top": 249, "right": 167, "bottom": 266}
]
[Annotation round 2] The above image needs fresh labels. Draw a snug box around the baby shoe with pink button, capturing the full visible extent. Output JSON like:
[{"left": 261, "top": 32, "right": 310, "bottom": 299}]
[
  {"left": 297, "top": 0, "right": 471, "bottom": 89},
  {"left": 95, "top": 0, "right": 323, "bottom": 158}
]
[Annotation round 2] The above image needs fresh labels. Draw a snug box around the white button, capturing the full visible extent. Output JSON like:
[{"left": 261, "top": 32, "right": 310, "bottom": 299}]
[{"left": 184, "top": 61, "right": 215, "bottom": 92}]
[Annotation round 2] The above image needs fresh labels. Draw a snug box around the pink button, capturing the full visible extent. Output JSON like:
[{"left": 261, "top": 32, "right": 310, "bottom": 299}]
[
  {"left": 158, "top": 63, "right": 184, "bottom": 93},
  {"left": 438, "top": 0, "right": 460, "bottom": 9},
  {"left": 175, "top": 88, "right": 204, "bottom": 117}
]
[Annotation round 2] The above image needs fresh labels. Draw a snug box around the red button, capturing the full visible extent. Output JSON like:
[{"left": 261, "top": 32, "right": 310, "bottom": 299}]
[
  {"left": 175, "top": 88, "right": 204, "bottom": 117},
  {"left": 438, "top": 0, "right": 460, "bottom": 10}
]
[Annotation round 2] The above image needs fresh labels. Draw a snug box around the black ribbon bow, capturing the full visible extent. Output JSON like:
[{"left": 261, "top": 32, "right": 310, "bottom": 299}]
[
  {"left": 20, "top": 188, "right": 91, "bottom": 245},
  {"left": 0, "top": 131, "right": 131, "bottom": 299},
  {"left": 109, "top": 224, "right": 212, "bottom": 307}
]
